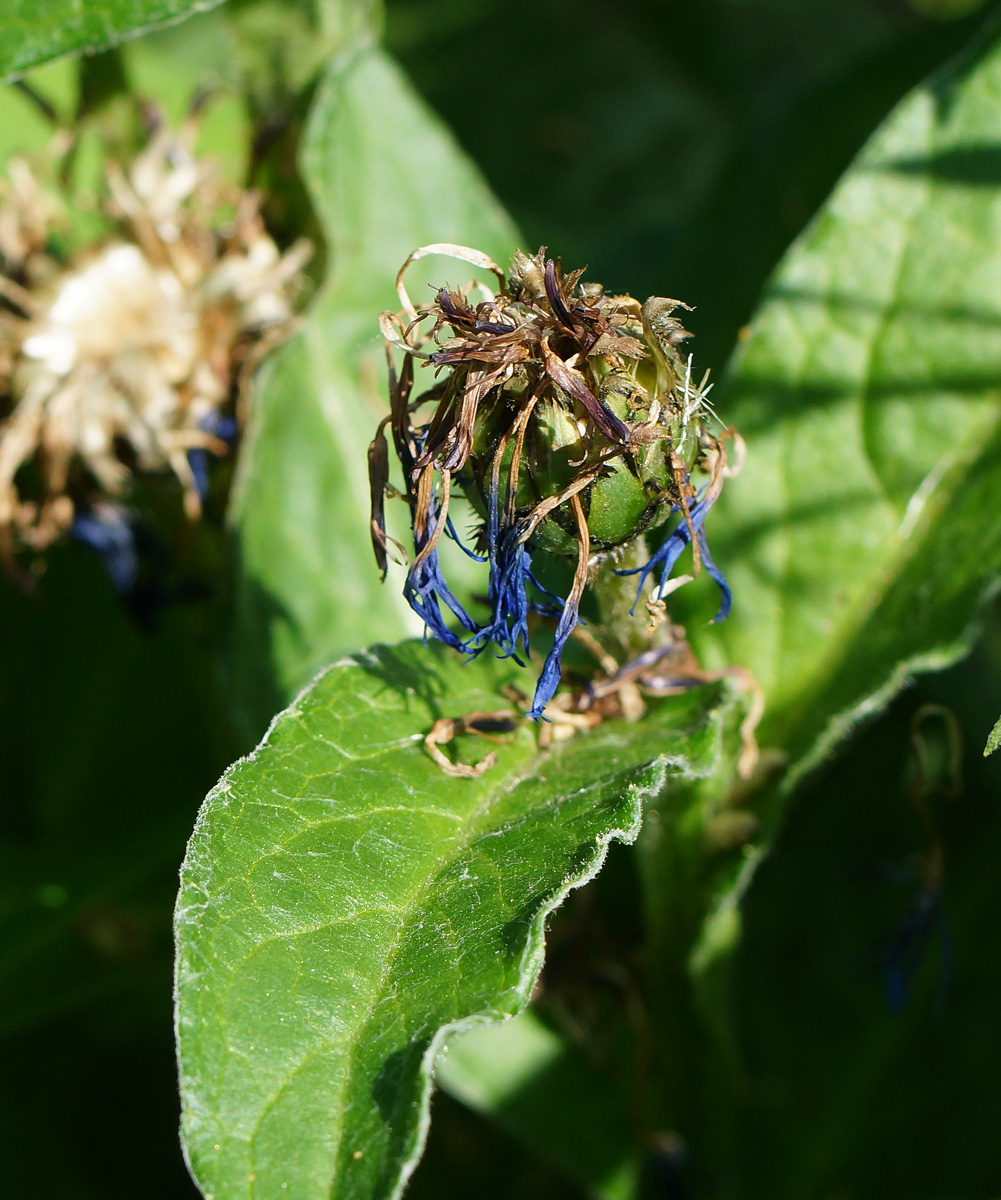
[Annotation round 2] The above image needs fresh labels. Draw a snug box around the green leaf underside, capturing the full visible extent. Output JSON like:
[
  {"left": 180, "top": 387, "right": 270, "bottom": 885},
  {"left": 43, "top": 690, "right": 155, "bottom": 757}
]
[
  {"left": 175, "top": 642, "right": 729, "bottom": 1200},
  {"left": 228, "top": 39, "right": 519, "bottom": 734},
  {"left": 0, "top": 0, "right": 225, "bottom": 79},
  {"left": 985, "top": 712, "right": 1001, "bottom": 755},
  {"left": 693, "top": 28, "right": 1001, "bottom": 784}
]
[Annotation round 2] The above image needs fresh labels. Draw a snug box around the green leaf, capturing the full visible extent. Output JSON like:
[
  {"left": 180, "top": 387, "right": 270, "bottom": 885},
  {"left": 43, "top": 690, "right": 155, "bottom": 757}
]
[
  {"left": 436, "top": 1011, "right": 637, "bottom": 1200},
  {"left": 633, "top": 28, "right": 1001, "bottom": 1167},
  {"left": 691, "top": 23, "right": 1001, "bottom": 790},
  {"left": 985, "top": 712, "right": 1001, "bottom": 755},
  {"left": 123, "top": 9, "right": 250, "bottom": 185},
  {"left": 227, "top": 37, "right": 519, "bottom": 736},
  {"left": 907, "top": 0, "right": 990, "bottom": 19},
  {"left": 226, "top": 0, "right": 378, "bottom": 104},
  {"left": 175, "top": 642, "right": 731, "bottom": 1200},
  {"left": 0, "top": 0, "right": 226, "bottom": 79}
]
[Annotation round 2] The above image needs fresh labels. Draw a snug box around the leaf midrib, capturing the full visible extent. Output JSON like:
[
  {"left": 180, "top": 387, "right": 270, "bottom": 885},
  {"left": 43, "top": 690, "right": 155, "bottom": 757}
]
[
  {"left": 229, "top": 693, "right": 536, "bottom": 1187},
  {"left": 238, "top": 708, "right": 652, "bottom": 1196},
  {"left": 762, "top": 99, "right": 1001, "bottom": 764},
  {"left": 776, "top": 404, "right": 1001, "bottom": 786}
]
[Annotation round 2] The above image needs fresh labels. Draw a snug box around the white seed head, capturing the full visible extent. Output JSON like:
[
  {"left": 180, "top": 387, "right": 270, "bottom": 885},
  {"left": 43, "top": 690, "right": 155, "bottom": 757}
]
[{"left": 0, "top": 116, "right": 310, "bottom": 564}]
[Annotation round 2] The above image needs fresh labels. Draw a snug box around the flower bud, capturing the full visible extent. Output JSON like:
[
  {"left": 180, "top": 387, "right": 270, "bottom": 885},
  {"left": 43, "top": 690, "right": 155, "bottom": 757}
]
[{"left": 370, "top": 245, "right": 731, "bottom": 719}]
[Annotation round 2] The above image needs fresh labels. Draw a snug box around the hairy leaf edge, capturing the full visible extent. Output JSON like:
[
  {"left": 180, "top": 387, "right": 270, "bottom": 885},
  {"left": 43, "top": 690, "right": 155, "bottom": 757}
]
[
  {"left": 392, "top": 742, "right": 719, "bottom": 1200},
  {"left": 778, "top": 414, "right": 1001, "bottom": 795},
  {"left": 173, "top": 647, "right": 729, "bottom": 1197}
]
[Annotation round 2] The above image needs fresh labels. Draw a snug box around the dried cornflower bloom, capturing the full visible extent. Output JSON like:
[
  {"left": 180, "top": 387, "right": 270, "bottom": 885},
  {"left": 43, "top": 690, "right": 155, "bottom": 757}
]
[
  {"left": 0, "top": 109, "right": 310, "bottom": 584},
  {"left": 370, "top": 243, "right": 732, "bottom": 719}
]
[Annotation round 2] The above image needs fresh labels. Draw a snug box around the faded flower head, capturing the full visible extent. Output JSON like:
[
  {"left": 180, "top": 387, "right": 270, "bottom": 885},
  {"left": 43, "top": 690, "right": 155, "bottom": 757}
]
[
  {"left": 370, "top": 243, "right": 732, "bottom": 719},
  {"left": 0, "top": 107, "right": 309, "bottom": 585}
]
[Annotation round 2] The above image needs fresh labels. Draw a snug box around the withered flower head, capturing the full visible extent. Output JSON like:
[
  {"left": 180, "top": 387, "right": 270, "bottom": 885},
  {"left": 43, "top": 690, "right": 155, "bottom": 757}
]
[
  {"left": 370, "top": 243, "right": 731, "bottom": 719},
  {"left": 0, "top": 107, "right": 310, "bottom": 586}
]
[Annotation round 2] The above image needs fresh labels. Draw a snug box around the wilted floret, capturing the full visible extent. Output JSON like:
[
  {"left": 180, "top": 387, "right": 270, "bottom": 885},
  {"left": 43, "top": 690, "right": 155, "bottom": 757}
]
[
  {"left": 0, "top": 108, "right": 309, "bottom": 584},
  {"left": 370, "top": 244, "right": 731, "bottom": 718}
]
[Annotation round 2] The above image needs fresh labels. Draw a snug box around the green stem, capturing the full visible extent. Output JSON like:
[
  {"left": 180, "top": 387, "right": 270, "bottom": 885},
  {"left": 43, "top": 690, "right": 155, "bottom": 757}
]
[
  {"left": 631, "top": 706, "right": 753, "bottom": 1199},
  {"left": 591, "top": 539, "right": 652, "bottom": 658}
]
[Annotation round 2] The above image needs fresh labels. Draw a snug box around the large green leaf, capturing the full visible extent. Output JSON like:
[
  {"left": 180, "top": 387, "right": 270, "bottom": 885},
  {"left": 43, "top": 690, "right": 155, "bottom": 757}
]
[
  {"left": 689, "top": 23, "right": 1001, "bottom": 790},
  {"left": 175, "top": 643, "right": 731, "bottom": 1200},
  {"left": 626, "top": 26, "right": 1001, "bottom": 1182},
  {"left": 0, "top": 0, "right": 226, "bottom": 79},
  {"left": 227, "top": 33, "right": 519, "bottom": 736}
]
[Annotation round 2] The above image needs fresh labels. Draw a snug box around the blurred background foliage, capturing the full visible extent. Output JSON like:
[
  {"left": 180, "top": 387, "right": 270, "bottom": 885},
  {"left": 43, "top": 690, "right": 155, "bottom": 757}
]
[
  {"left": 386, "top": 0, "right": 990, "bottom": 367},
  {"left": 2, "top": 0, "right": 1001, "bottom": 1197}
]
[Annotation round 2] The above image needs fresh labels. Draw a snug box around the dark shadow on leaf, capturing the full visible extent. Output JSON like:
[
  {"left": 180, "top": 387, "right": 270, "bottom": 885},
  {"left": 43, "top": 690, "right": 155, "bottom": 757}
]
[
  {"left": 710, "top": 491, "right": 877, "bottom": 559},
  {"left": 372, "top": 1044, "right": 423, "bottom": 1122},
  {"left": 883, "top": 144, "right": 1001, "bottom": 186},
  {"left": 371, "top": 1041, "right": 432, "bottom": 1198},
  {"left": 499, "top": 897, "right": 548, "bottom": 961},
  {"left": 728, "top": 372, "right": 1001, "bottom": 435},
  {"left": 765, "top": 284, "right": 1001, "bottom": 330},
  {"left": 357, "top": 641, "right": 452, "bottom": 723}
]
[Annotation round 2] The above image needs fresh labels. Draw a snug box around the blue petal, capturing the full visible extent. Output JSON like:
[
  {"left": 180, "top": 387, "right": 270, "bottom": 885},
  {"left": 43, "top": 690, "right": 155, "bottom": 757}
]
[
  {"left": 402, "top": 485, "right": 480, "bottom": 651},
  {"left": 188, "top": 448, "right": 210, "bottom": 501},
  {"left": 694, "top": 527, "right": 732, "bottom": 623},
  {"left": 404, "top": 556, "right": 478, "bottom": 651},
  {"left": 617, "top": 488, "right": 731, "bottom": 621},
  {"left": 70, "top": 505, "right": 138, "bottom": 593},
  {"left": 444, "top": 513, "right": 487, "bottom": 561},
  {"left": 187, "top": 413, "right": 238, "bottom": 501},
  {"left": 199, "top": 411, "right": 238, "bottom": 442},
  {"left": 528, "top": 584, "right": 582, "bottom": 719},
  {"left": 877, "top": 888, "right": 950, "bottom": 1015},
  {"left": 481, "top": 532, "right": 534, "bottom": 661},
  {"left": 472, "top": 477, "right": 539, "bottom": 661},
  {"left": 474, "top": 511, "right": 569, "bottom": 668}
]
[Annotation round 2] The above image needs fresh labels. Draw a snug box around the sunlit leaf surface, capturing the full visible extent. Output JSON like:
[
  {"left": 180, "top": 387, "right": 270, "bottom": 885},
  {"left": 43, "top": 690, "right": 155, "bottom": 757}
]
[
  {"left": 0, "top": 0, "right": 225, "bottom": 78},
  {"left": 692, "top": 29, "right": 1001, "bottom": 788},
  {"left": 175, "top": 642, "right": 730, "bottom": 1200}
]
